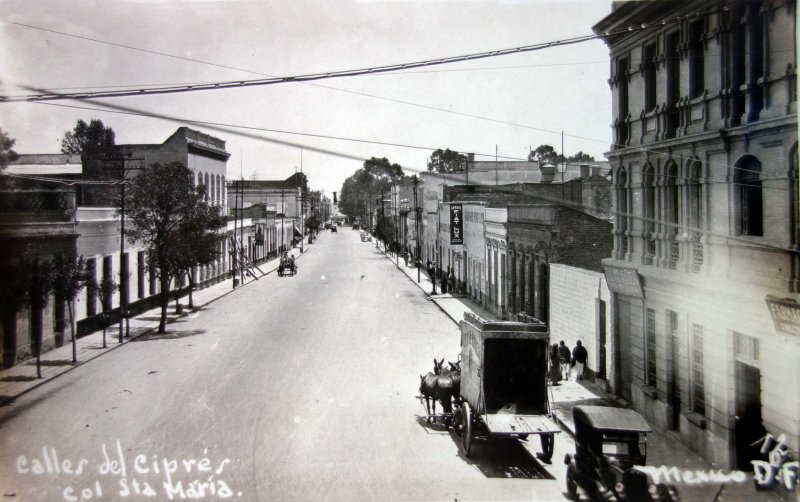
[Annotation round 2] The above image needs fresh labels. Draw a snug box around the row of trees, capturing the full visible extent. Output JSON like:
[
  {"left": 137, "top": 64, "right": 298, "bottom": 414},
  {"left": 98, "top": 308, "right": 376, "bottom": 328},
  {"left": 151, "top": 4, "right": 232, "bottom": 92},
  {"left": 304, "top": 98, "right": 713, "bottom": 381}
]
[
  {"left": 1, "top": 121, "right": 224, "bottom": 374},
  {"left": 0, "top": 252, "right": 117, "bottom": 376},
  {"left": 424, "top": 146, "right": 596, "bottom": 173}
]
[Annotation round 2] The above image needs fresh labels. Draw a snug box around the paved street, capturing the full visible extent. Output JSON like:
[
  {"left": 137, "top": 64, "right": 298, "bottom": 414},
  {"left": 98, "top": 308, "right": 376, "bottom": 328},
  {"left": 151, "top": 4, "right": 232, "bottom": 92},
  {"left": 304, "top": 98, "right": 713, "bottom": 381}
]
[{"left": 0, "top": 229, "right": 573, "bottom": 501}]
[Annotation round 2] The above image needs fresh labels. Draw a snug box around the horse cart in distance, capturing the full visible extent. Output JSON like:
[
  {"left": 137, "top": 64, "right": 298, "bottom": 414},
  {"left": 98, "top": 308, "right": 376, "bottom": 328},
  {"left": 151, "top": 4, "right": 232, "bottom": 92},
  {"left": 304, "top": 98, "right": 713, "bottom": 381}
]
[
  {"left": 277, "top": 255, "right": 297, "bottom": 277},
  {"left": 452, "top": 312, "right": 560, "bottom": 461}
]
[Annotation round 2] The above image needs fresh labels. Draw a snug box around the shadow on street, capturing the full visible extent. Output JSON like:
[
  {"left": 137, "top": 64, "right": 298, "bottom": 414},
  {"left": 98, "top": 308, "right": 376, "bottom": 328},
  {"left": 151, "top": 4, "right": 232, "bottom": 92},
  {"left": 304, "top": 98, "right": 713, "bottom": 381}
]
[{"left": 132, "top": 329, "right": 207, "bottom": 341}]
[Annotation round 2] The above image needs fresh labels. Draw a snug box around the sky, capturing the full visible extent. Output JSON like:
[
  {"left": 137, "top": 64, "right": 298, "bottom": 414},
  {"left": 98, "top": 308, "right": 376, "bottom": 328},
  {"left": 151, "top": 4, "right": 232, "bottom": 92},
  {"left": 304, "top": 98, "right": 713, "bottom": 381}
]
[{"left": 0, "top": 0, "right": 614, "bottom": 198}]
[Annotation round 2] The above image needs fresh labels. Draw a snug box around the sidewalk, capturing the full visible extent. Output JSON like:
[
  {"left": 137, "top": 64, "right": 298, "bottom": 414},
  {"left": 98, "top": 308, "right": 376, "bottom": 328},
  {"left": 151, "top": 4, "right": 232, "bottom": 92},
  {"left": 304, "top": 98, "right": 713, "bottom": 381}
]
[
  {"left": 0, "top": 249, "right": 301, "bottom": 405},
  {"left": 380, "top": 246, "right": 796, "bottom": 502}
]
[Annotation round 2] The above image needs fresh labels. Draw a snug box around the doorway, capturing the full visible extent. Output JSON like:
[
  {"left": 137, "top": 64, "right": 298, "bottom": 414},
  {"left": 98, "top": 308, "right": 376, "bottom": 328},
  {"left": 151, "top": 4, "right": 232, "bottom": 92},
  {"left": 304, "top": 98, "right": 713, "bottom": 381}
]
[
  {"left": 598, "top": 299, "right": 607, "bottom": 380},
  {"left": 735, "top": 361, "right": 765, "bottom": 470}
]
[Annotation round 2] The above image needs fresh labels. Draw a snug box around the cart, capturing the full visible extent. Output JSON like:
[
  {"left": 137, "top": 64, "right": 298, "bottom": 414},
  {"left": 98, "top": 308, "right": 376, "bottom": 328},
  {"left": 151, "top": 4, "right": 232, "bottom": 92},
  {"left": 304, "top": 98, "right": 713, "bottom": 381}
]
[
  {"left": 452, "top": 312, "right": 560, "bottom": 461},
  {"left": 277, "top": 257, "right": 297, "bottom": 277}
]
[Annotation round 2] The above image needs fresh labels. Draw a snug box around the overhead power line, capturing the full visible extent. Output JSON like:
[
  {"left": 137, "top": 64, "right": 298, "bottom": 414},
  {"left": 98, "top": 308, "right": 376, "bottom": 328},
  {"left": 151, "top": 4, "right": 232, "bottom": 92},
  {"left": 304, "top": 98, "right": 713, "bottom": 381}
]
[
  {"left": 28, "top": 99, "right": 790, "bottom": 193},
  {"left": 1, "top": 24, "right": 659, "bottom": 103}
]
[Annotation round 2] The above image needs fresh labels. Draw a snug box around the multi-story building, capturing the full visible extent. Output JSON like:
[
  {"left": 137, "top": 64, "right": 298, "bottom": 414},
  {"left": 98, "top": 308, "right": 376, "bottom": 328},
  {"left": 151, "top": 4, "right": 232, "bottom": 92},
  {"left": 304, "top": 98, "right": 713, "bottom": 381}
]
[
  {"left": 0, "top": 155, "right": 80, "bottom": 366},
  {"left": 594, "top": 0, "right": 798, "bottom": 467}
]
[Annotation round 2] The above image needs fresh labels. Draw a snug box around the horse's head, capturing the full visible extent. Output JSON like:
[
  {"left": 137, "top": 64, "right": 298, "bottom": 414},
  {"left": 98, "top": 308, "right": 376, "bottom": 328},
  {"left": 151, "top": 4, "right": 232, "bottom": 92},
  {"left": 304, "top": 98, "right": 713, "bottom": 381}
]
[
  {"left": 448, "top": 361, "right": 461, "bottom": 373},
  {"left": 433, "top": 358, "right": 445, "bottom": 375}
]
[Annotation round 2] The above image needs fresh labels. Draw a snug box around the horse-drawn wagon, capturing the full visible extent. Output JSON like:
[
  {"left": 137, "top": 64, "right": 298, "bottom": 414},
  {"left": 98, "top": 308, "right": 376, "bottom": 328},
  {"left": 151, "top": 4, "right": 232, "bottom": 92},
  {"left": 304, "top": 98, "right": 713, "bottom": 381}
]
[
  {"left": 452, "top": 313, "right": 560, "bottom": 461},
  {"left": 277, "top": 255, "right": 297, "bottom": 277}
]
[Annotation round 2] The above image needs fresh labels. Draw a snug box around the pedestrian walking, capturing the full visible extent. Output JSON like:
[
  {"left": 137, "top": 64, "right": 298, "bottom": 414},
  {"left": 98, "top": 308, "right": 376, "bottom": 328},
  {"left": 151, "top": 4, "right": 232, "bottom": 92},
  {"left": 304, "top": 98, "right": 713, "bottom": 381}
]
[
  {"left": 447, "top": 269, "right": 455, "bottom": 294},
  {"left": 571, "top": 340, "right": 588, "bottom": 381},
  {"left": 440, "top": 269, "right": 448, "bottom": 294},
  {"left": 558, "top": 340, "right": 571, "bottom": 381},
  {"left": 548, "top": 344, "right": 561, "bottom": 385}
]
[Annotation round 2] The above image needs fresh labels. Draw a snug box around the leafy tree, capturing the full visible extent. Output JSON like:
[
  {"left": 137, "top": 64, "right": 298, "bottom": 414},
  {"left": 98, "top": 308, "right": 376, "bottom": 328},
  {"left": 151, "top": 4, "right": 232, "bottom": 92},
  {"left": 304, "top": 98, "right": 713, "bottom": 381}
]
[
  {"left": 427, "top": 148, "right": 467, "bottom": 173},
  {"left": 18, "top": 253, "right": 54, "bottom": 378},
  {"left": 51, "top": 253, "right": 90, "bottom": 365},
  {"left": 567, "top": 151, "right": 596, "bottom": 162},
  {"left": 528, "top": 145, "right": 560, "bottom": 166},
  {"left": 125, "top": 161, "right": 223, "bottom": 333},
  {"left": 0, "top": 128, "right": 19, "bottom": 172},
  {"left": 338, "top": 157, "right": 405, "bottom": 224},
  {"left": 60, "top": 119, "right": 115, "bottom": 154},
  {"left": 94, "top": 276, "right": 118, "bottom": 349},
  {"left": 167, "top": 198, "right": 224, "bottom": 309}
]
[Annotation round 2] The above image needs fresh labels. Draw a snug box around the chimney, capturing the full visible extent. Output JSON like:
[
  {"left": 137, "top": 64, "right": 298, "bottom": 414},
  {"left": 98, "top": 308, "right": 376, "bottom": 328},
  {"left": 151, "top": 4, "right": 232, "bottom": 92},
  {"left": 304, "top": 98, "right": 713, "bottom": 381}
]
[
  {"left": 540, "top": 163, "right": 556, "bottom": 183},
  {"left": 467, "top": 152, "right": 474, "bottom": 162},
  {"left": 580, "top": 163, "right": 590, "bottom": 179},
  {"left": 591, "top": 164, "right": 602, "bottom": 177}
]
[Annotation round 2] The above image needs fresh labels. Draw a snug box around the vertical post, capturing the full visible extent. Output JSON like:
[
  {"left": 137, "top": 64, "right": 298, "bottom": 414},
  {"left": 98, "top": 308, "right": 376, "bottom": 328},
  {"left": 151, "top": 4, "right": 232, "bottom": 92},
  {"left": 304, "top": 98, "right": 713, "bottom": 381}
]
[
  {"left": 413, "top": 176, "right": 420, "bottom": 283},
  {"left": 232, "top": 180, "right": 238, "bottom": 288},
  {"left": 119, "top": 175, "right": 126, "bottom": 342},
  {"left": 239, "top": 177, "right": 244, "bottom": 286}
]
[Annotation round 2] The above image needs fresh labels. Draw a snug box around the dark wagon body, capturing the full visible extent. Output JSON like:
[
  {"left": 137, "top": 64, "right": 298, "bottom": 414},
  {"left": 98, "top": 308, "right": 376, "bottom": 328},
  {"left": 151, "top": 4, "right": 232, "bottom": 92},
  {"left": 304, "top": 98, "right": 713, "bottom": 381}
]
[{"left": 453, "top": 313, "right": 560, "bottom": 460}]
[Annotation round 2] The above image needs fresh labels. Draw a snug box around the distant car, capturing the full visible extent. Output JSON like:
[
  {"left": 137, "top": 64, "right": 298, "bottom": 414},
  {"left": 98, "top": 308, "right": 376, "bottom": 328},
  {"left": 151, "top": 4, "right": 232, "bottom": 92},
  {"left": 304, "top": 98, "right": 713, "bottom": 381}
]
[{"left": 331, "top": 226, "right": 338, "bottom": 233}]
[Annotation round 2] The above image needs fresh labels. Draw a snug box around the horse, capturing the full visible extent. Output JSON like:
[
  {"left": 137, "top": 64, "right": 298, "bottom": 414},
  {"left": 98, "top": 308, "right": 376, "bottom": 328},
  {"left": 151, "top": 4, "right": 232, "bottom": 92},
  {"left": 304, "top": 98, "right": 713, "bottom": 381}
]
[{"left": 419, "top": 359, "right": 459, "bottom": 426}]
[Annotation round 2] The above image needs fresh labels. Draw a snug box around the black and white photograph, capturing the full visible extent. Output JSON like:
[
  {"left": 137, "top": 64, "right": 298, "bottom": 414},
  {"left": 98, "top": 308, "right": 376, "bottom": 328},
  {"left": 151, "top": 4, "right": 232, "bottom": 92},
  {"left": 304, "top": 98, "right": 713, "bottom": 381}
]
[{"left": 0, "top": 0, "right": 798, "bottom": 500}]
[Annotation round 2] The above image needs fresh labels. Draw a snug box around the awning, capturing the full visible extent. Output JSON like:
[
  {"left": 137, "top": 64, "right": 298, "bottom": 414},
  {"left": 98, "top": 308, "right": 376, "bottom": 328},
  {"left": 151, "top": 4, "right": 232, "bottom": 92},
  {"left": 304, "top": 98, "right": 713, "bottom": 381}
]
[{"left": 293, "top": 225, "right": 303, "bottom": 238}]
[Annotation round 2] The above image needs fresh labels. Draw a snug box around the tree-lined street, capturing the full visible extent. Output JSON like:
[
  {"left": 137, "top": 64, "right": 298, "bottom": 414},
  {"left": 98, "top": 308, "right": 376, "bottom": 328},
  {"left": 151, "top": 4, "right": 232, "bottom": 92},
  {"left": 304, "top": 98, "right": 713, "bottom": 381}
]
[{"left": 0, "top": 230, "right": 571, "bottom": 501}]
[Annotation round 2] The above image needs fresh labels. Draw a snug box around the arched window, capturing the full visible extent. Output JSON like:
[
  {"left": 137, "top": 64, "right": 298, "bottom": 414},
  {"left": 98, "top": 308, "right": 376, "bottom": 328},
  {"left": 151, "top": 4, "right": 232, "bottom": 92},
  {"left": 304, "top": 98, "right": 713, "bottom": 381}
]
[
  {"left": 203, "top": 173, "right": 210, "bottom": 202},
  {"left": 736, "top": 156, "right": 763, "bottom": 236},
  {"left": 216, "top": 175, "right": 222, "bottom": 206},
  {"left": 616, "top": 166, "right": 629, "bottom": 258},
  {"left": 664, "top": 162, "right": 680, "bottom": 268},
  {"left": 643, "top": 164, "right": 656, "bottom": 264},
  {"left": 210, "top": 175, "right": 215, "bottom": 205},
  {"left": 688, "top": 160, "right": 704, "bottom": 272},
  {"left": 688, "top": 160, "right": 703, "bottom": 235}
]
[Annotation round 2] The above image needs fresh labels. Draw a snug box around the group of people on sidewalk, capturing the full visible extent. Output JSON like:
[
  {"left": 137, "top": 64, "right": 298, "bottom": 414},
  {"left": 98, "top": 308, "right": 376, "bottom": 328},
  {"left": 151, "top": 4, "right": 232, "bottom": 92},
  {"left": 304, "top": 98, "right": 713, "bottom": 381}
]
[
  {"left": 548, "top": 339, "right": 588, "bottom": 385},
  {"left": 425, "top": 260, "right": 457, "bottom": 294}
]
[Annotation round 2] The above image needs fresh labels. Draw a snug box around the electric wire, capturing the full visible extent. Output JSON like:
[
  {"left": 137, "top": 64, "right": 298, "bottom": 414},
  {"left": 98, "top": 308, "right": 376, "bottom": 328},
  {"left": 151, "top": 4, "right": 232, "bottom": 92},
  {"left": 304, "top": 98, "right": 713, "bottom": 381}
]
[
  {"left": 27, "top": 99, "right": 792, "bottom": 193},
  {"left": 0, "top": 21, "right": 665, "bottom": 103},
  {"left": 4, "top": 13, "right": 775, "bottom": 180}
]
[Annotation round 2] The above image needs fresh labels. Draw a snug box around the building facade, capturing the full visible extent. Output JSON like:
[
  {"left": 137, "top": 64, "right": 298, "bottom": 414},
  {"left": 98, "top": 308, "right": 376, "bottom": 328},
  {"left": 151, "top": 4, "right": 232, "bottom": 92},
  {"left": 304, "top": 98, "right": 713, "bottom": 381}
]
[
  {"left": 484, "top": 208, "right": 508, "bottom": 318},
  {"left": 594, "top": 0, "right": 798, "bottom": 467},
  {"left": 507, "top": 205, "right": 613, "bottom": 325},
  {"left": 0, "top": 155, "right": 80, "bottom": 366}
]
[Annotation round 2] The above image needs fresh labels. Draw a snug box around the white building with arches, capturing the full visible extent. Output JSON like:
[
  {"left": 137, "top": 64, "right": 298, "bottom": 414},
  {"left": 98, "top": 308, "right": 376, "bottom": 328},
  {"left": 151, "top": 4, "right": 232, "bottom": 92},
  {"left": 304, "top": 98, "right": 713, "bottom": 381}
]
[{"left": 594, "top": 0, "right": 797, "bottom": 468}]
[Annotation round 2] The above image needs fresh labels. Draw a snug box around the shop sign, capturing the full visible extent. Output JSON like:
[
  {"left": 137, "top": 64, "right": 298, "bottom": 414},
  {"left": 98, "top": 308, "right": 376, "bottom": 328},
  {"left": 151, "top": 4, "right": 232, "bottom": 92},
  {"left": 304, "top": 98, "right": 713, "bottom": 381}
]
[
  {"left": 765, "top": 296, "right": 800, "bottom": 335},
  {"left": 603, "top": 265, "right": 643, "bottom": 298},
  {"left": 450, "top": 204, "right": 463, "bottom": 245}
]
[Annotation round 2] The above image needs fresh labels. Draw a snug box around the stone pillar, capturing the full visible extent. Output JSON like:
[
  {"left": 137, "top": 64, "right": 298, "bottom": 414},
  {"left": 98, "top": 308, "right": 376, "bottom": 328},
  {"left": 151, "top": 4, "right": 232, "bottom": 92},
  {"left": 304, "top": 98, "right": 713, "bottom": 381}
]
[
  {"left": 507, "top": 249, "right": 516, "bottom": 313},
  {"left": 524, "top": 253, "right": 533, "bottom": 315}
]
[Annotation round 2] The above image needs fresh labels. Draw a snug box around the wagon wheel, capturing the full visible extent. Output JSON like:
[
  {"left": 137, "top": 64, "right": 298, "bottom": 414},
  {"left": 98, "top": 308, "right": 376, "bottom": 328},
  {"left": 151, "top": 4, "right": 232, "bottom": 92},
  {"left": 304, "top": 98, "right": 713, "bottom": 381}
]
[
  {"left": 462, "top": 401, "right": 473, "bottom": 457},
  {"left": 538, "top": 433, "right": 555, "bottom": 462},
  {"left": 565, "top": 463, "right": 578, "bottom": 500},
  {"left": 452, "top": 404, "right": 464, "bottom": 437}
]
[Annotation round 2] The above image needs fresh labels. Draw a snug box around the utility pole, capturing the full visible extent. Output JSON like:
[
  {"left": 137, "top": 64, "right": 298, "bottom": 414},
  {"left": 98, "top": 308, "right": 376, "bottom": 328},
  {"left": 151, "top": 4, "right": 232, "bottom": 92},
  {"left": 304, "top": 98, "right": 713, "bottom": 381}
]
[
  {"left": 413, "top": 176, "right": 420, "bottom": 283},
  {"left": 103, "top": 153, "right": 143, "bottom": 342},
  {"left": 239, "top": 177, "right": 245, "bottom": 286},
  {"left": 280, "top": 188, "right": 285, "bottom": 256},
  {"left": 232, "top": 179, "right": 239, "bottom": 289}
]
